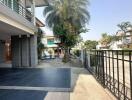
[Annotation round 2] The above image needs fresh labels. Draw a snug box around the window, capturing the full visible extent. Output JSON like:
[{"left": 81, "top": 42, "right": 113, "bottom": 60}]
[{"left": 47, "top": 39, "right": 54, "bottom": 45}]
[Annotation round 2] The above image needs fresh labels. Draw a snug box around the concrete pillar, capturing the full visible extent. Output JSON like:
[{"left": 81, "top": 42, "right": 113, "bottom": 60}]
[
  {"left": 80, "top": 49, "right": 84, "bottom": 64},
  {"left": 11, "top": 35, "right": 38, "bottom": 67},
  {"left": 11, "top": 36, "right": 22, "bottom": 67},
  {"left": 21, "top": 35, "right": 30, "bottom": 67},
  {"left": 87, "top": 51, "right": 91, "bottom": 68},
  {"left": 30, "top": 35, "right": 38, "bottom": 67},
  {"left": 0, "top": 41, "right": 5, "bottom": 63}
]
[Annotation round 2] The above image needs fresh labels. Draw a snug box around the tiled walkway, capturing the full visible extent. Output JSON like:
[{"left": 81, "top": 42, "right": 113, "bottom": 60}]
[{"left": 38, "top": 59, "right": 116, "bottom": 100}]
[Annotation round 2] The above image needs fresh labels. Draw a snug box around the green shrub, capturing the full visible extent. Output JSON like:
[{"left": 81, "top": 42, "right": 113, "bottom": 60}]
[{"left": 74, "top": 50, "right": 81, "bottom": 57}]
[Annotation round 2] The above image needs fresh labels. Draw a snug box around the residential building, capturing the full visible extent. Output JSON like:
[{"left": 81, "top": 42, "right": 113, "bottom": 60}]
[
  {"left": 110, "top": 30, "right": 132, "bottom": 49},
  {"left": 42, "top": 35, "right": 63, "bottom": 58},
  {"left": 96, "top": 43, "right": 110, "bottom": 50},
  {"left": 0, "top": 0, "right": 47, "bottom": 67},
  {"left": 97, "top": 29, "right": 132, "bottom": 50}
]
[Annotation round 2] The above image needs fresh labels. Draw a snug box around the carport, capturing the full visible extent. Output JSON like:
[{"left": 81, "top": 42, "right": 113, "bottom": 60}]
[
  {"left": 0, "top": 21, "right": 37, "bottom": 68},
  {"left": 0, "top": 68, "right": 71, "bottom": 100}
]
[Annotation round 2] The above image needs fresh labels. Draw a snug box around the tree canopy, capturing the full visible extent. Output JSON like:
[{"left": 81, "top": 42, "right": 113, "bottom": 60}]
[
  {"left": 84, "top": 40, "right": 98, "bottom": 49},
  {"left": 43, "top": 0, "right": 90, "bottom": 29},
  {"left": 117, "top": 21, "right": 132, "bottom": 32}
]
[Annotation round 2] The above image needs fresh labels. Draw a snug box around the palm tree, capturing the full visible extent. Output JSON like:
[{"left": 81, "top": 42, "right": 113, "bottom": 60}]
[
  {"left": 117, "top": 22, "right": 132, "bottom": 33},
  {"left": 117, "top": 22, "right": 132, "bottom": 40},
  {"left": 43, "top": 0, "right": 90, "bottom": 62},
  {"left": 100, "top": 33, "right": 112, "bottom": 47},
  {"left": 43, "top": 0, "right": 90, "bottom": 30},
  {"left": 117, "top": 22, "right": 132, "bottom": 47}
]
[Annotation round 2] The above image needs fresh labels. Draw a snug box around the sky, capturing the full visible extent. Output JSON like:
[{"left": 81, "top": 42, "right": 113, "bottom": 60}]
[{"left": 35, "top": 0, "right": 132, "bottom": 41}]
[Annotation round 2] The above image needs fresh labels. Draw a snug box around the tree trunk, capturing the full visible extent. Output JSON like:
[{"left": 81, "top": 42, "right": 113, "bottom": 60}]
[{"left": 62, "top": 47, "right": 70, "bottom": 63}]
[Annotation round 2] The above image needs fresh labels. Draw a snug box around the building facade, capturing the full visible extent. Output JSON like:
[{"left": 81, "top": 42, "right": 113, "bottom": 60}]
[
  {"left": 42, "top": 36, "right": 63, "bottom": 58},
  {"left": 0, "top": 0, "right": 47, "bottom": 67}
]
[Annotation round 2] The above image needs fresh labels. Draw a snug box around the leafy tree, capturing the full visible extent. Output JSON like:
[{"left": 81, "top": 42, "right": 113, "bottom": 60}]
[
  {"left": 100, "top": 33, "right": 112, "bottom": 46},
  {"left": 110, "top": 35, "right": 122, "bottom": 42},
  {"left": 117, "top": 21, "right": 132, "bottom": 33},
  {"left": 117, "top": 22, "right": 132, "bottom": 40},
  {"left": 84, "top": 40, "right": 98, "bottom": 49},
  {"left": 117, "top": 21, "right": 132, "bottom": 48}
]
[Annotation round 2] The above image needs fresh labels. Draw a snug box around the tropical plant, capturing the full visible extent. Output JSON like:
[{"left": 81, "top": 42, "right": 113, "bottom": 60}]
[
  {"left": 43, "top": 0, "right": 90, "bottom": 62},
  {"left": 100, "top": 33, "right": 112, "bottom": 46},
  {"left": 84, "top": 40, "right": 98, "bottom": 50},
  {"left": 117, "top": 21, "right": 132, "bottom": 33},
  {"left": 110, "top": 35, "right": 121, "bottom": 42},
  {"left": 117, "top": 22, "right": 132, "bottom": 40},
  {"left": 117, "top": 22, "right": 132, "bottom": 47},
  {"left": 37, "top": 28, "right": 45, "bottom": 59},
  {"left": 43, "top": 0, "right": 90, "bottom": 29}
]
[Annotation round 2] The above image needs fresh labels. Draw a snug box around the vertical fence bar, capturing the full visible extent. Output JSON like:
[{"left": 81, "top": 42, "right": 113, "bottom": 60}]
[
  {"left": 99, "top": 51, "right": 101, "bottom": 80},
  {"left": 112, "top": 50, "right": 115, "bottom": 93},
  {"left": 122, "top": 51, "right": 125, "bottom": 99},
  {"left": 84, "top": 49, "right": 86, "bottom": 68},
  {"left": 94, "top": 51, "right": 96, "bottom": 73},
  {"left": 102, "top": 51, "right": 105, "bottom": 87},
  {"left": 95, "top": 51, "right": 98, "bottom": 76},
  {"left": 84, "top": 49, "right": 86, "bottom": 67},
  {"left": 96, "top": 51, "right": 98, "bottom": 78},
  {"left": 129, "top": 51, "right": 132, "bottom": 100},
  {"left": 105, "top": 51, "right": 108, "bottom": 86},
  {"left": 98, "top": 51, "right": 100, "bottom": 79},
  {"left": 108, "top": 51, "right": 111, "bottom": 90},
  {"left": 116, "top": 51, "right": 120, "bottom": 99}
]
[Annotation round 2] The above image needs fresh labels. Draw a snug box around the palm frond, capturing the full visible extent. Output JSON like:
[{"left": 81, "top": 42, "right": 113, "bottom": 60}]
[{"left": 43, "top": 5, "right": 54, "bottom": 16}]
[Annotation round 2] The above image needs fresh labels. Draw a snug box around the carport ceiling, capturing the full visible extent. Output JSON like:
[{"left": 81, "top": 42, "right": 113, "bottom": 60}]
[{"left": 0, "top": 21, "right": 29, "bottom": 40}]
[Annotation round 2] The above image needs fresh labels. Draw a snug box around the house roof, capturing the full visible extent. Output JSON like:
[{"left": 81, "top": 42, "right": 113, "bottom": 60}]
[
  {"left": 36, "top": 18, "right": 45, "bottom": 27},
  {"left": 116, "top": 31, "right": 125, "bottom": 36}
]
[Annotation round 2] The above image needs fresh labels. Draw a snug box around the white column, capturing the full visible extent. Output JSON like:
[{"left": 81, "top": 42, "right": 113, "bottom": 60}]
[
  {"left": 31, "top": 0, "right": 36, "bottom": 25},
  {"left": 30, "top": 35, "right": 38, "bottom": 67}
]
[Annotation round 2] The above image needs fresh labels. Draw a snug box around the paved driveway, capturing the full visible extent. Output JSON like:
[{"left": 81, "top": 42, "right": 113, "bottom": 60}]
[
  {"left": 0, "top": 68, "right": 71, "bottom": 100},
  {"left": 0, "top": 89, "right": 47, "bottom": 100}
]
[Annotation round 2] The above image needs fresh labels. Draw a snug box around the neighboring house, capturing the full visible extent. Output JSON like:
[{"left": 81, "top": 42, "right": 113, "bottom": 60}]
[
  {"left": 0, "top": 0, "right": 47, "bottom": 67},
  {"left": 42, "top": 36, "right": 63, "bottom": 58},
  {"left": 97, "top": 29, "right": 132, "bottom": 50},
  {"left": 109, "top": 41, "right": 122, "bottom": 50},
  {"left": 42, "top": 36, "right": 58, "bottom": 48},
  {"left": 96, "top": 43, "right": 110, "bottom": 50},
  {"left": 113, "top": 30, "right": 132, "bottom": 49}
]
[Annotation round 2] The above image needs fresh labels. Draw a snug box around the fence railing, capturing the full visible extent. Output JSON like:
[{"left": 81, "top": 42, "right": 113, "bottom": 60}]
[
  {"left": 83, "top": 50, "right": 132, "bottom": 100},
  {"left": 0, "top": 0, "right": 33, "bottom": 22}
]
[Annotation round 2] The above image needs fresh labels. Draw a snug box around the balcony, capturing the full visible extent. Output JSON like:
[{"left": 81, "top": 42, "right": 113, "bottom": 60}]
[{"left": 0, "top": 0, "right": 33, "bottom": 22}]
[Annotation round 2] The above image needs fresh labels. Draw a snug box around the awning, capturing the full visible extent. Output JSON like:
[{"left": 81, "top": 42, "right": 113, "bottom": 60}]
[
  {"left": 26, "top": 0, "right": 49, "bottom": 8},
  {"left": 36, "top": 17, "right": 45, "bottom": 27}
]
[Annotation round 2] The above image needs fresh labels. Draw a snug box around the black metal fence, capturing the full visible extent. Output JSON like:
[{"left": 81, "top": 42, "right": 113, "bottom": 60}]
[
  {"left": 0, "top": 0, "right": 33, "bottom": 22},
  {"left": 84, "top": 50, "right": 132, "bottom": 100}
]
